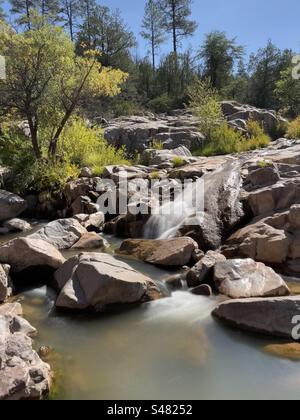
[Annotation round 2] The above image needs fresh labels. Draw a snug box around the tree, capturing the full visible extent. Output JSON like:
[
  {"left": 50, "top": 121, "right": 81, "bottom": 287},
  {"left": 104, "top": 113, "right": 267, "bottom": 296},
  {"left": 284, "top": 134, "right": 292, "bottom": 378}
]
[
  {"left": 0, "top": 1, "right": 6, "bottom": 21},
  {"left": 0, "top": 21, "right": 127, "bottom": 159},
  {"left": 79, "top": 0, "right": 97, "bottom": 47},
  {"left": 200, "top": 31, "right": 244, "bottom": 90},
  {"left": 141, "top": 0, "right": 166, "bottom": 71},
  {"left": 38, "top": 0, "right": 61, "bottom": 23},
  {"left": 187, "top": 78, "right": 224, "bottom": 141},
  {"left": 60, "top": 0, "right": 80, "bottom": 42},
  {"left": 77, "top": 5, "right": 136, "bottom": 70},
  {"left": 9, "top": 0, "right": 38, "bottom": 29},
  {"left": 248, "top": 41, "right": 293, "bottom": 109},
  {"left": 159, "top": 0, "right": 197, "bottom": 54},
  {"left": 276, "top": 67, "right": 300, "bottom": 117}
]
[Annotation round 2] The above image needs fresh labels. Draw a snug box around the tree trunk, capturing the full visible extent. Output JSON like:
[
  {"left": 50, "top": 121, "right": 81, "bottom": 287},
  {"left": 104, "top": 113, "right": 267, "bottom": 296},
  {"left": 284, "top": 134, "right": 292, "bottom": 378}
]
[
  {"left": 171, "top": 2, "right": 177, "bottom": 54},
  {"left": 26, "top": 0, "right": 31, "bottom": 30},
  {"left": 27, "top": 116, "right": 41, "bottom": 159}
]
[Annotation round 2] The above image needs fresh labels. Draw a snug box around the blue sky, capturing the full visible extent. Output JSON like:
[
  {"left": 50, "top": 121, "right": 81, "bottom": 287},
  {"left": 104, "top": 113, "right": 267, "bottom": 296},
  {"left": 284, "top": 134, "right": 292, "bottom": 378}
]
[{"left": 3, "top": 0, "right": 300, "bottom": 58}]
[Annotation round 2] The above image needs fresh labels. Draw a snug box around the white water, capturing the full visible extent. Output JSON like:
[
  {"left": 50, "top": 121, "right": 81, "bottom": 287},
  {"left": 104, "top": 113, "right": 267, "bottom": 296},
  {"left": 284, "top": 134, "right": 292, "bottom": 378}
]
[{"left": 144, "top": 159, "right": 236, "bottom": 240}]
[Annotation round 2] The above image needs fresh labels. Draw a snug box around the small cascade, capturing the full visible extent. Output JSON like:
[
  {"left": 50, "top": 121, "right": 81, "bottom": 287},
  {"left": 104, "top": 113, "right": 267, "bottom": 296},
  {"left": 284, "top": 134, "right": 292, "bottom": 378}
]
[{"left": 144, "top": 158, "right": 244, "bottom": 249}]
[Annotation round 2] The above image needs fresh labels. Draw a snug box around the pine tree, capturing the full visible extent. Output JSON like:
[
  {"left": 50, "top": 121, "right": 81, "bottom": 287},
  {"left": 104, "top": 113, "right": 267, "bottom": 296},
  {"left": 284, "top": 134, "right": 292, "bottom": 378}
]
[
  {"left": 200, "top": 31, "right": 244, "bottom": 90},
  {"left": 9, "top": 0, "right": 38, "bottom": 29},
  {"left": 159, "top": 0, "right": 197, "bottom": 54},
  {"left": 60, "top": 0, "right": 80, "bottom": 41},
  {"left": 141, "top": 0, "right": 166, "bottom": 71},
  {"left": 0, "top": 0, "right": 6, "bottom": 21},
  {"left": 38, "top": 0, "right": 61, "bottom": 22}
]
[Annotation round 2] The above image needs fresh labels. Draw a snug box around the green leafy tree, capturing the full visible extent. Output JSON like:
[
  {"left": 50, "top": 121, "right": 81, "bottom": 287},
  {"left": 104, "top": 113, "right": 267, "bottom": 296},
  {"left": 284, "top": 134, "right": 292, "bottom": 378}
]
[
  {"left": 77, "top": 5, "right": 136, "bottom": 69},
  {"left": 0, "top": 20, "right": 127, "bottom": 159},
  {"left": 248, "top": 41, "right": 293, "bottom": 109},
  {"left": 200, "top": 31, "right": 244, "bottom": 90},
  {"left": 187, "top": 78, "right": 224, "bottom": 140},
  {"left": 158, "top": 0, "right": 197, "bottom": 54},
  {"left": 141, "top": 0, "right": 166, "bottom": 71},
  {"left": 275, "top": 67, "right": 300, "bottom": 117}
]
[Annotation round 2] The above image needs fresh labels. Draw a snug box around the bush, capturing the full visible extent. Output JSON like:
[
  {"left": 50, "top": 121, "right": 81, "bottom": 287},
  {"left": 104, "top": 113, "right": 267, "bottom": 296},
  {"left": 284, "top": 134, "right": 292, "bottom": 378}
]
[
  {"left": 151, "top": 139, "right": 164, "bottom": 150},
  {"left": 187, "top": 79, "right": 225, "bottom": 141},
  {"left": 0, "top": 118, "right": 130, "bottom": 192},
  {"left": 58, "top": 117, "right": 130, "bottom": 175},
  {"left": 112, "top": 100, "right": 143, "bottom": 117},
  {"left": 287, "top": 116, "right": 300, "bottom": 139},
  {"left": 172, "top": 156, "right": 185, "bottom": 168},
  {"left": 147, "top": 94, "right": 175, "bottom": 114},
  {"left": 197, "top": 121, "right": 270, "bottom": 157}
]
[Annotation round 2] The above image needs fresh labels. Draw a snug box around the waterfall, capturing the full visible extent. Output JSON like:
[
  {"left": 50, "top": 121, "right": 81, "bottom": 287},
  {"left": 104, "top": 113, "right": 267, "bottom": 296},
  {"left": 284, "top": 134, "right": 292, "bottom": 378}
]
[{"left": 144, "top": 158, "right": 243, "bottom": 244}]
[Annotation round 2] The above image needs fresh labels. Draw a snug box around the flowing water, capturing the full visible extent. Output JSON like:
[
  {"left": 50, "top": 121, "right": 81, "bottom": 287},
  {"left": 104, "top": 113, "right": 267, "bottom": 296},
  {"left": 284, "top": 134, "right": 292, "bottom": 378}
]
[
  {"left": 15, "top": 238, "right": 300, "bottom": 400},
  {"left": 144, "top": 158, "right": 242, "bottom": 241}
]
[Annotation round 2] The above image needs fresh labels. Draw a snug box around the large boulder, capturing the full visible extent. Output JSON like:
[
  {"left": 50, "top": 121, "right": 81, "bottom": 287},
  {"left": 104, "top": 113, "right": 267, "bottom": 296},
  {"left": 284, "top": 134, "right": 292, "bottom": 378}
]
[
  {"left": 222, "top": 206, "right": 300, "bottom": 274},
  {"left": 103, "top": 113, "right": 204, "bottom": 153},
  {"left": 221, "top": 101, "right": 286, "bottom": 136},
  {"left": 30, "top": 218, "right": 88, "bottom": 250},
  {"left": 0, "top": 305, "right": 51, "bottom": 400},
  {"left": 0, "top": 190, "right": 27, "bottom": 222},
  {"left": 186, "top": 251, "right": 226, "bottom": 288},
  {"left": 214, "top": 259, "right": 290, "bottom": 299},
  {"left": 0, "top": 264, "right": 11, "bottom": 303},
  {"left": 0, "top": 237, "right": 65, "bottom": 273},
  {"left": 119, "top": 237, "right": 198, "bottom": 267},
  {"left": 55, "top": 253, "right": 162, "bottom": 311},
  {"left": 213, "top": 296, "right": 300, "bottom": 340}
]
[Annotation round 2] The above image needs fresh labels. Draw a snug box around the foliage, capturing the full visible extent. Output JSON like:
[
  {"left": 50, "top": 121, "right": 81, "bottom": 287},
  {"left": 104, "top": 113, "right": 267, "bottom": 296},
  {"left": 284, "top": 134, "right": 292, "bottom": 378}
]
[
  {"left": 188, "top": 78, "right": 225, "bottom": 140},
  {"left": 151, "top": 139, "right": 164, "bottom": 150},
  {"left": 147, "top": 93, "right": 175, "bottom": 113},
  {"left": 200, "top": 31, "right": 244, "bottom": 90},
  {"left": 247, "top": 41, "right": 293, "bottom": 109},
  {"left": 0, "top": 118, "right": 130, "bottom": 192},
  {"left": 150, "top": 171, "right": 160, "bottom": 179},
  {"left": 287, "top": 116, "right": 300, "bottom": 139},
  {"left": 141, "top": 0, "right": 166, "bottom": 70},
  {"left": 172, "top": 156, "right": 185, "bottom": 167},
  {"left": 275, "top": 67, "right": 300, "bottom": 118},
  {"left": 197, "top": 121, "right": 270, "bottom": 157},
  {"left": 0, "top": 21, "right": 127, "bottom": 159},
  {"left": 112, "top": 100, "right": 143, "bottom": 117},
  {"left": 158, "top": 0, "right": 197, "bottom": 53},
  {"left": 58, "top": 117, "right": 130, "bottom": 175},
  {"left": 76, "top": 5, "right": 136, "bottom": 70}
]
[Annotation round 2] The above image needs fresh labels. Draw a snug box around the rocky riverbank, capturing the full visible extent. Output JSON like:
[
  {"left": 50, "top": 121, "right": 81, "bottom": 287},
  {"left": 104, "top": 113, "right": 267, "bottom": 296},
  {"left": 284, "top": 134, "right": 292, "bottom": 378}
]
[{"left": 0, "top": 104, "right": 300, "bottom": 399}]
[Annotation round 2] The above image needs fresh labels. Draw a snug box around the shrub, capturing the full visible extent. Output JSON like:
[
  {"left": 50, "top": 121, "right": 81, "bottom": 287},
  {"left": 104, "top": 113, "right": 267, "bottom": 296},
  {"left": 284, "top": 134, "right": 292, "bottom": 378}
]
[
  {"left": 287, "top": 116, "right": 300, "bottom": 139},
  {"left": 172, "top": 156, "right": 185, "bottom": 168},
  {"left": 147, "top": 94, "right": 174, "bottom": 114},
  {"left": 0, "top": 118, "right": 130, "bottom": 193},
  {"left": 187, "top": 78, "right": 225, "bottom": 141},
  {"left": 58, "top": 117, "right": 130, "bottom": 175},
  {"left": 150, "top": 171, "right": 160, "bottom": 180},
  {"left": 197, "top": 121, "right": 270, "bottom": 157},
  {"left": 113, "top": 100, "right": 143, "bottom": 117},
  {"left": 151, "top": 139, "right": 164, "bottom": 150}
]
